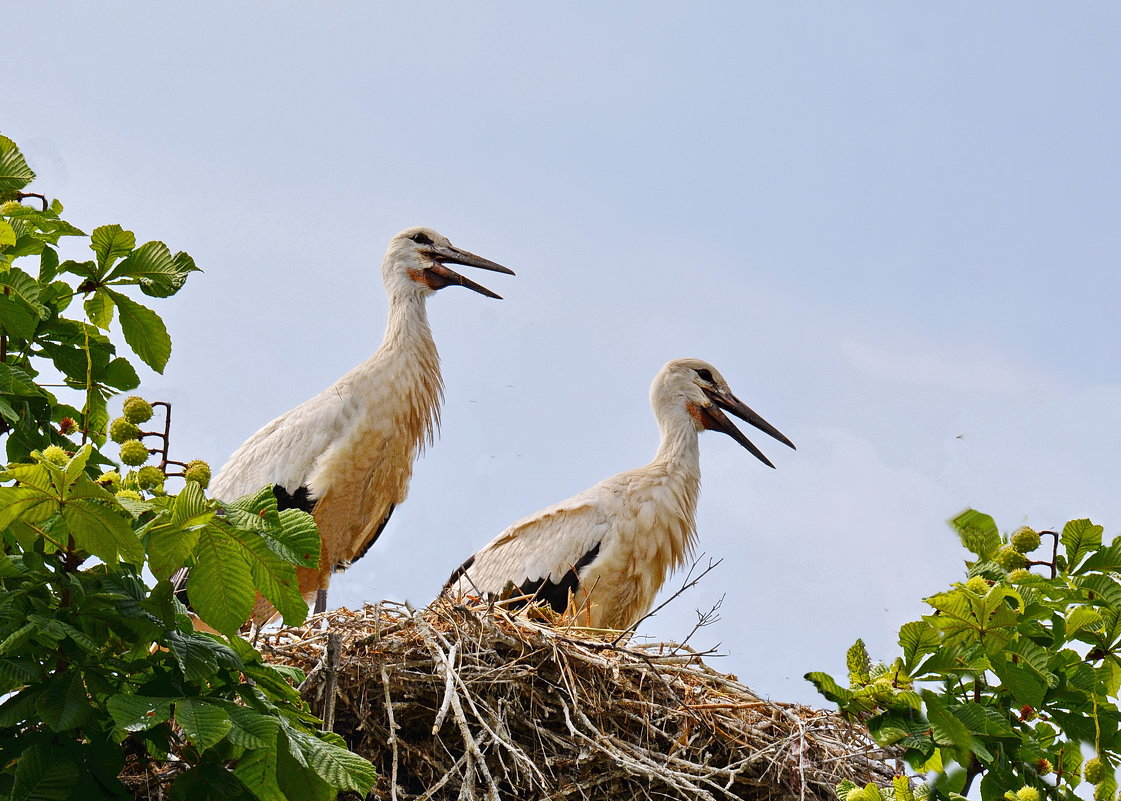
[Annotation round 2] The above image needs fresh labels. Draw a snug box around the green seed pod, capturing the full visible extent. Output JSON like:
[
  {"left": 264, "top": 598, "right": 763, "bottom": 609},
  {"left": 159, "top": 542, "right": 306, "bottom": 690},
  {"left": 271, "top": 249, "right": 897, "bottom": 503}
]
[
  {"left": 97, "top": 470, "right": 122, "bottom": 492},
  {"left": 847, "top": 638, "right": 871, "bottom": 685},
  {"left": 1011, "top": 527, "right": 1041, "bottom": 554},
  {"left": 122, "top": 396, "right": 154, "bottom": 424},
  {"left": 965, "top": 576, "right": 990, "bottom": 594},
  {"left": 996, "top": 546, "right": 1028, "bottom": 571},
  {"left": 1084, "top": 758, "right": 1107, "bottom": 785},
  {"left": 119, "top": 439, "right": 150, "bottom": 466},
  {"left": 109, "top": 416, "right": 140, "bottom": 443},
  {"left": 1016, "top": 788, "right": 1040, "bottom": 801},
  {"left": 135, "top": 465, "right": 165, "bottom": 489},
  {"left": 1008, "top": 568, "right": 1033, "bottom": 583},
  {"left": 184, "top": 459, "right": 212, "bottom": 488},
  {"left": 41, "top": 445, "right": 69, "bottom": 466}
]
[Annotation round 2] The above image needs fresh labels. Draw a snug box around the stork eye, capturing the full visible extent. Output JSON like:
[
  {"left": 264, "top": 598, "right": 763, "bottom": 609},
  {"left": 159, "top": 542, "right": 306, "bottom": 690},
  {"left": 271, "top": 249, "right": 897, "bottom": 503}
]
[
  {"left": 409, "top": 232, "right": 433, "bottom": 245},
  {"left": 695, "top": 368, "right": 715, "bottom": 383}
]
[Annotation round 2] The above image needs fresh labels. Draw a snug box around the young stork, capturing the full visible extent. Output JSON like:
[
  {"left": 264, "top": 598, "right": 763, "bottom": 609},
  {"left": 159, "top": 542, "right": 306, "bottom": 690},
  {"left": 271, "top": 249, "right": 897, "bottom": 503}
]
[
  {"left": 444, "top": 358, "right": 794, "bottom": 630},
  {"left": 207, "top": 226, "right": 514, "bottom": 619}
]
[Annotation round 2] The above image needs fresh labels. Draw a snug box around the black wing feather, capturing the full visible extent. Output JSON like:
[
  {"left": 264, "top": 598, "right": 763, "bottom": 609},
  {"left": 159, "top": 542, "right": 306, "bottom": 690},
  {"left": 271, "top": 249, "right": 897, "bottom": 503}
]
[
  {"left": 273, "top": 484, "right": 316, "bottom": 513},
  {"left": 514, "top": 542, "right": 602, "bottom": 612}
]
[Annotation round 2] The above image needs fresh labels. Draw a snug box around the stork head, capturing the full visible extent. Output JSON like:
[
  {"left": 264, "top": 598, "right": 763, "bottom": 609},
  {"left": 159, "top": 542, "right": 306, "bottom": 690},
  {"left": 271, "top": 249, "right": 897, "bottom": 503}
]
[
  {"left": 652, "top": 358, "right": 795, "bottom": 468},
  {"left": 382, "top": 227, "right": 514, "bottom": 299}
]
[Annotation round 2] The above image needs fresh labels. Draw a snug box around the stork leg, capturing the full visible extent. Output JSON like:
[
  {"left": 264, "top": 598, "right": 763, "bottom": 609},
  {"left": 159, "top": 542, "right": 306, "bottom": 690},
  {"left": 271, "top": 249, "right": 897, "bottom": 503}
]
[{"left": 314, "top": 589, "right": 328, "bottom": 615}]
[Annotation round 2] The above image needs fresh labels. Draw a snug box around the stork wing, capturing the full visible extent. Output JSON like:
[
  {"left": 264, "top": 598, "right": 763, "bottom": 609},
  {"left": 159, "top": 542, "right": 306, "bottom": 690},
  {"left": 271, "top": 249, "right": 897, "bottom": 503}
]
[
  {"left": 445, "top": 493, "right": 611, "bottom": 611},
  {"left": 209, "top": 383, "right": 353, "bottom": 502}
]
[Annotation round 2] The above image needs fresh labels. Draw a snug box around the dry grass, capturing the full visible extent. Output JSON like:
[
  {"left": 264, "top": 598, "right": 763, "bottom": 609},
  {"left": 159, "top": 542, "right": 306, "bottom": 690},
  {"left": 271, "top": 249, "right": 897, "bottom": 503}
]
[{"left": 257, "top": 600, "right": 900, "bottom": 800}]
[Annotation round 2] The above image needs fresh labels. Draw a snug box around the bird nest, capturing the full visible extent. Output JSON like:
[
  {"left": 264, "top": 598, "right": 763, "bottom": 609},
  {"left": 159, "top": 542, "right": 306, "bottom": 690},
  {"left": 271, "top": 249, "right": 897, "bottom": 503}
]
[{"left": 256, "top": 600, "right": 900, "bottom": 801}]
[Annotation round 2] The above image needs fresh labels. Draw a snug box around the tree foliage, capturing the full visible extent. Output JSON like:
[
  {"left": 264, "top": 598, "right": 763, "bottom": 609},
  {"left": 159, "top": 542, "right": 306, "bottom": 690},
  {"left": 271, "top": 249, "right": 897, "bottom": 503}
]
[
  {"left": 0, "top": 134, "right": 375, "bottom": 799},
  {"left": 808, "top": 510, "right": 1120, "bottom": 801}
]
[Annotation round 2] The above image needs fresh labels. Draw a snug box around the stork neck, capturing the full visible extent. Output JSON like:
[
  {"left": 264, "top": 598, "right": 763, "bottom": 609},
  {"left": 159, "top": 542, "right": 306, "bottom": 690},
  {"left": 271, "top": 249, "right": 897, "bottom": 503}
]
[
  {"left": 652, "top": 414, "right": 702, "bottom": 475},
  {"left": 379, "top": 291, "right": 436, "bottom": 356}
]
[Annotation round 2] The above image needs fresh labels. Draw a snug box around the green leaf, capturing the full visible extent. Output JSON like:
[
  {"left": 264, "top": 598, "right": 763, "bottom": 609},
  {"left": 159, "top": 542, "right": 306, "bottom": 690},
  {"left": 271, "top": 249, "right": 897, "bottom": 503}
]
[
  {"left": 226, "top": 705, "right": 280, "bottom": 750},
  {"left": 804, "top": 671, "right": 854, "bottom": 704},
  {"left": 276, "top": 745, "right": 335, "bottom": 801},
  {"left": 35, "top": 671, "right": 92, "bottom": 732},
  {"left": 164, "top": 630, "right": 242, "bottom": 682},
  {"left": 0, "top": 362, "right": 42, "bottom": 397},
  {"left": 1083, "top": 541, "right": 1121, "bottom": 573},
  {"left": 989, "top": 654, "right": 1046, "bottom": 708},
  {"left": 224, "top": 485, "right": 282, "bottom": 532},
  {"left": 922, "top": 692, "right": 973, "bottom": 759},
  {"left": 66, "top": 476, "right": 114, "bottom": 503},
  {"left": 106, "top": 694, "right": 173, "bottom": 732},
  {"left": 0, "top": 486, "right": 56, "bottom": 529},
  {"left": 233, "top": 747, "right": 287, "bottom": 801},
  {"left": 145, "top": 524, "right": 201, "bottom": 582},
  {"left": 898, "top": 620, "right": 941, "bottom": 673},
  {"left": 1062, "top": 518, "right": 1104, "bottom": 569},
  {"left": 949, "top": 509, "right": 1001, "bottom": 559},
  {"left": 0, "top": 135, "right": 36, "bottom": 196},
  {"left": 283, "top": 727, "right": 378, "bottom": 795},
  {"left": 1078, "top": 574, "right": 1121, "bottom": 607},
  {"left": 274, "top": 508, "right": 321, "bottom": 570},
  {"left": 10, "top": 744, "right": 79, "bottom": 801},
  {"left": 0, "top": 218, "right": 15, "bottom": 247},
  {"left": 867, "top": 709, "right": 932, "bottom": 749},
  {"left": 90, "top": 224, "right": 135, "bottom": 270},
  {"left": 62, "top": 499, "right": 144, "bottom": 564},
  {"left": 109, "top": 240, "right": 186, "bottom": 296},
  {"left": 174, "top": 698, "right": 232, "bottom": 752},
  {"left": 188, "top": 526, "right": 255, "bottom": 634},
  {"left": 39, "top": 246, "right": 59, "bottom": 283},
  {"left": 228, "top": 526, "right": 307, "bottom": 625},
  {"left": 0, "top": 657, "right": 37, "bottom": 689},
  {"left": 951, "top": 702, "right": 1016, "bottom": 738},
  {"left": 0, "top": 266, "right": 43, "bottom": 308},
  {"left": 103, "top": 288, "right": 171, "bottom": 373},
  {"left": 173, "top": 480, "right": 209, "bottom": 524},
  {"left": 101, "top": 356, "right": 140, "bottom": 390},
  {"left": 84, "top": 290, "right": 114, "bottom": 329},
  {"left": 1066, "top": 606, "right": 1103, "bottom": 635},
  {"left": 0, "top": 293, "right": 39, "bottom": 338},
  {"left": 62, "top": 443, "right": 94, "bottom": 486}
]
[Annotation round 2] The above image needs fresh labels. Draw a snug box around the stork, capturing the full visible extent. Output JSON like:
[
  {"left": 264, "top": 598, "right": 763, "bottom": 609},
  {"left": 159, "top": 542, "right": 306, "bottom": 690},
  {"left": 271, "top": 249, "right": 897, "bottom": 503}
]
[
  {"left": 204, "top": 227, "right": 513, "bottom": 620},
  {"left": 444, "top": 358, "right": 793, "bottom": 631}
]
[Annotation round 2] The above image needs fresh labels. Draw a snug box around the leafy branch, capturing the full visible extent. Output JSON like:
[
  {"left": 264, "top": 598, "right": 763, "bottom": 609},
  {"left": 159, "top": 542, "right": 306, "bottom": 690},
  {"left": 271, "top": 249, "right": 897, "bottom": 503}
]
[
  {"left": 808, "top": 510, "right": 1120, "bottom": 801},
  {"left": 0, "top": 133, "right": 375, "bottom": 799}
]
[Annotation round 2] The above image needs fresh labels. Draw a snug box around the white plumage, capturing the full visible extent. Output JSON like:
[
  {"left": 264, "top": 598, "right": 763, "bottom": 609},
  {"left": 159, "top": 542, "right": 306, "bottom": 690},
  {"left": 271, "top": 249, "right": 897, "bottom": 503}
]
[
  {"left": 207, "top": 226, "right": 513, "bottom": 619},
  {"left": 444, "top": 358, "right": 794, "bottom": 630}
]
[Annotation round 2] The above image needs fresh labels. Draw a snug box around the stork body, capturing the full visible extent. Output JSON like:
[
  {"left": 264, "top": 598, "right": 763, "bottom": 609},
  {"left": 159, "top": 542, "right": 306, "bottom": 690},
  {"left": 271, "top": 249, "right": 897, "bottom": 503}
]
[
  {"left": 444, "top": 359, "right": 793, "bottom": 630},
  {"left": 208, "top": 227, "right": 513, "bottom": 618}
]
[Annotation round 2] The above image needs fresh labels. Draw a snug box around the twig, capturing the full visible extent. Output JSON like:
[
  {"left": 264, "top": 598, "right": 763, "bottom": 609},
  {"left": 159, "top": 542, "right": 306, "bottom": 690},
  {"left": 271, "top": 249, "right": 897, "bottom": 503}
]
[
  {"left": 321, "top": 632, "right": 341, "bottom": 731},
  {"left": 611, "top": 555, "right": 723, "bottom": 646},
  {"left": 380, "top": 663, "right": 399, "bottom": 801}
]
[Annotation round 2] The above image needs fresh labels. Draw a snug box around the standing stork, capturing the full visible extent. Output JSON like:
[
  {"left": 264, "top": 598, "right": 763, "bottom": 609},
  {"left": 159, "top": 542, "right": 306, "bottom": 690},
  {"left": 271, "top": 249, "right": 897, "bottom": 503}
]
[
  {"left": 208, "top": 226, "right": 514, "bottom": 619},
  {"left": 444, "top": 358, "right": 793, "bottom": 630}
]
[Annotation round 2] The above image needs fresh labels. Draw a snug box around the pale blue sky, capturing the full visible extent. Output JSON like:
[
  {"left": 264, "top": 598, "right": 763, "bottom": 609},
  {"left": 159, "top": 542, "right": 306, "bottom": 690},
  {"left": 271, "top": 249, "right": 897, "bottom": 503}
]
[{"left": 8, "top": 3, "right": 1121, "bottom": 703}]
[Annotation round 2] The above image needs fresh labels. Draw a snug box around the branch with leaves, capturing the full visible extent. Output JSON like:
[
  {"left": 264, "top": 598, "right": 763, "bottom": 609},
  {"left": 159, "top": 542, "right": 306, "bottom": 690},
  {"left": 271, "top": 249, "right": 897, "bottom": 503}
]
[
  {"left": 0, "top": 133, "right": 375, "bottom": 799},
  {"left": 807, "top": 510, "right": 1120, "bottom": 801}
]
